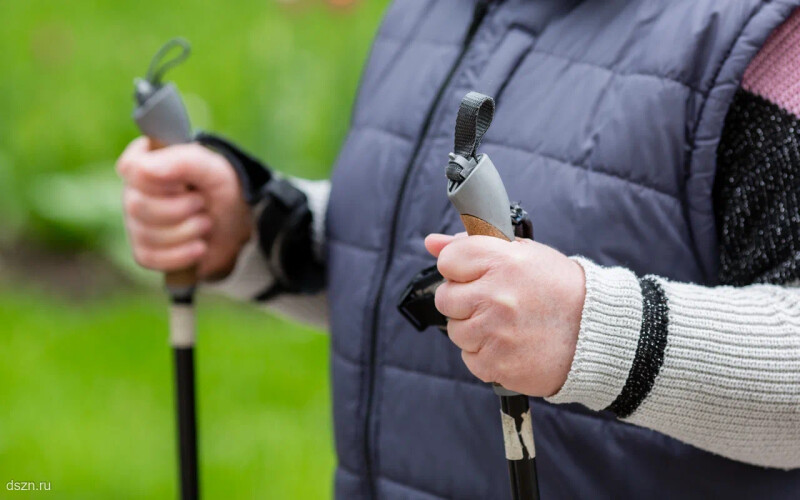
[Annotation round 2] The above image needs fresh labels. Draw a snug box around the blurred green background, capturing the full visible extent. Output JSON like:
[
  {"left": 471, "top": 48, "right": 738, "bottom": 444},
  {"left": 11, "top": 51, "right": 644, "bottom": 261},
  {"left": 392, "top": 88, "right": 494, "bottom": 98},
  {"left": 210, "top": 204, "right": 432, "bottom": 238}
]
[{"left": 0, "top": 0, "right": 389, "bottom": 497}]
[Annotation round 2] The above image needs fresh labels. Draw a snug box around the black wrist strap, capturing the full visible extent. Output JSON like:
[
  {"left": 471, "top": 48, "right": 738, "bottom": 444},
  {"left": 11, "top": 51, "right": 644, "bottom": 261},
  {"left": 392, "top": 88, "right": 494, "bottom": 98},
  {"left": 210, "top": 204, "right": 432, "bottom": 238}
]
[
  {"left": 258, "top": 178, "right": 309, "bottom": 265},
  {"left": 454, "top": 92, "right": 495, "bottom": 160},
  {"left": 447, "top": 92, "right": 495, "bottom": 182},
  {"left": 194, "top": 131, "right": 272, "bottom": 204},
  {"left": 194, "top": 131, "right": 324, "bottom": 295}
]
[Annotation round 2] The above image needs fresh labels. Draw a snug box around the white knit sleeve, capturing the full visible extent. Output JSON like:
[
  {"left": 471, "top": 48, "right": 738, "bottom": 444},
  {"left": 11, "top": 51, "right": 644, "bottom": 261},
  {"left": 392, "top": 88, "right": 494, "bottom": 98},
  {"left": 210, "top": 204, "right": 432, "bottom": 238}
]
[
  {"left": 547, "top": 257, "right": 800, "bottom": 469},
  {"left": 203, "top": 178, "right": 330, "bottom": 331}
]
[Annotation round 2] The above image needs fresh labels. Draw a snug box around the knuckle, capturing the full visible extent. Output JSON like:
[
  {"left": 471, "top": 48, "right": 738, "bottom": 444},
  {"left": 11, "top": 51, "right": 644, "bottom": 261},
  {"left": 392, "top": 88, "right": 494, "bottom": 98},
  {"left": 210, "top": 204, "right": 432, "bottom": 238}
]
[
  {"left": 475, "top": 363, "right": 495, "bottom": 384},
  {"left": 509, "top": 246, "right": 528, "bottom": 268},
  {"left": 167, "top": 200, "right": 188, "bottom": 221},
  {"left": 446, "top": 321, "right": 465, "bottom": 343},
  {"left": 437, "top": 246, "right": 457, "bottom": 275},
  {"left": 474, "top": 328, "right": 494, "bottom": 355},
  {"left": 126, "top": 223, "right": 143, "bottom": 244},
  {"left": 493, "top": 358, "right": 511, "bottom": 382},
  {"left": 194, "top": 214, "right": 212, "bottom": 233},
  {"left": 462, "top": 352, "right": 493, "bottom": 383},
  {"left": 133, "top": 247, "right": 154, "bottom": 268},
  {"left": 115, "top": 158, "right": 129, "bottom": 176},
  {"left": 137, "top": 228, "right": 158, "bottom": 246},
  {"left": 184, "top": 193, "right": 204, "bottom": 213},
  {"left": 183, "top": 216, "right": 206, "bottom": 238},
  {"left": 434, "top": 285, "right": 449, "bottom": 313},
  {"left": 142, "top": 159, "right": 175, "bottom": 183},
  {"left": 490, "top": 292, "right": 518, "bottom": 313},
  {"left": 436, "top": 256, "right": 450, "bottom": 278},
  {"left": 152, "top": 163, "right": 176, "bottom": 181},
  {"left": 178, "top": 144, "right": 213, "bottom": 171},
  {"left": 470, "top": 313, "right": 490, "bottom": 336},
  {"left": 187, "top": 143, "right": 212, "bottom": 163},
  {"left": 124, "top": 191, "right": 144, "bottom": 218}
]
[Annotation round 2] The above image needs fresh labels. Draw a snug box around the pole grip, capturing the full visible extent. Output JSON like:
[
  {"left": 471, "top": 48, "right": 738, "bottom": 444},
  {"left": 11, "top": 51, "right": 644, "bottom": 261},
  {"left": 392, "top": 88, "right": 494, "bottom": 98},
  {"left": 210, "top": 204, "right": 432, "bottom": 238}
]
[
  {"left": 447, "top": 153, "right": 515, "bottom": 242},
  {"left": 165, "top": 265, "right": 198, "bottom": 292},
  {"left": 460, "top": 214, "right": 512, "bottom": 241}
]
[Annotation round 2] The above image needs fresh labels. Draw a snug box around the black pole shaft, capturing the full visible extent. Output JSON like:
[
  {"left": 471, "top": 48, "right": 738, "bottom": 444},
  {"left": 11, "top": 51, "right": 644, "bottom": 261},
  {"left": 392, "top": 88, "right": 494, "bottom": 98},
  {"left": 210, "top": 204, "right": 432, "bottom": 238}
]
[
  {"left": 174, "top": 346, "right": 199, "bottom": 500},
  {"left": 500, "top": 395, "right": 540, "bottom": 500}
]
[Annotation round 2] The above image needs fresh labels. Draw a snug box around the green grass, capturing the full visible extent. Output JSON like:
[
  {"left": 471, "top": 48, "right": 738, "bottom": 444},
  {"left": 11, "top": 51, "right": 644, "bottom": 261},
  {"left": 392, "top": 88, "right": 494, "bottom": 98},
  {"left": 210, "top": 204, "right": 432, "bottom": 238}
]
[{"left": 0, "top": 287, "right": 333, "bottom": 499}]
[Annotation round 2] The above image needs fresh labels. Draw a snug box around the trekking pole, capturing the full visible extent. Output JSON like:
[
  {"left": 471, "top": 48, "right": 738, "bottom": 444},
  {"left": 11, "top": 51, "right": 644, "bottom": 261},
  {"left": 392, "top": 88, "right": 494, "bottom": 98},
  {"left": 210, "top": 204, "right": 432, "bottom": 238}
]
[
  {"left": 446, "top": 92, "right": 540, "bottom": 500},
  {"left": 132, "top": 38, "right": 199, "bottom": 500}
]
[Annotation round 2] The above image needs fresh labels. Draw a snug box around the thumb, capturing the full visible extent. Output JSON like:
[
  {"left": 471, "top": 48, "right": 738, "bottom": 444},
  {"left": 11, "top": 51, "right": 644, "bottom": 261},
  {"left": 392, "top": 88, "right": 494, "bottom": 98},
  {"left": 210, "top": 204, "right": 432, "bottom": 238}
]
[
  {"left": 424, "top": 233, "right": 455, "bottom": 258},
  {"left": 140, "top": 144, "right": 228, "bottom": 192}
]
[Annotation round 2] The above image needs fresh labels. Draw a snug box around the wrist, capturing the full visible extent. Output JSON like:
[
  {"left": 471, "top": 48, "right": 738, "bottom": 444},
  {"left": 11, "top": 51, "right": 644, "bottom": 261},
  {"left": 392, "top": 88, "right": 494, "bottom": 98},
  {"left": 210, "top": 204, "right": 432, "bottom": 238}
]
[
  {"left": 548, "top": 257, "right": 586, "bottom": 397},
  {"left": 546, "top": 257, "right": 643, "bottom": 410}
]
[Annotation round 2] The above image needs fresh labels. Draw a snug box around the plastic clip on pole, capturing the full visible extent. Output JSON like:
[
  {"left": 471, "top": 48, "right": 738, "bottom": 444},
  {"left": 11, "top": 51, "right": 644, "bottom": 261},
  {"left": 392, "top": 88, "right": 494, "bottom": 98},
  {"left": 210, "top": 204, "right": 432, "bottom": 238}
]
[
  {"left": 132, "top": 38, "right": 199, "bottom": 500},
  {"left": 446, "top": 92, "right": 540, "bottom": 500}
]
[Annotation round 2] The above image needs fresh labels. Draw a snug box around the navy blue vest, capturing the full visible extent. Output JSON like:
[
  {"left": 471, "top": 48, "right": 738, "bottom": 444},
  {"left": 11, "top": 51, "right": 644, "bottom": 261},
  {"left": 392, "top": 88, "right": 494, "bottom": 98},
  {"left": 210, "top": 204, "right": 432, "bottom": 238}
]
[{"left": 326, "top": 1, "right": 800, "bottom": 497}]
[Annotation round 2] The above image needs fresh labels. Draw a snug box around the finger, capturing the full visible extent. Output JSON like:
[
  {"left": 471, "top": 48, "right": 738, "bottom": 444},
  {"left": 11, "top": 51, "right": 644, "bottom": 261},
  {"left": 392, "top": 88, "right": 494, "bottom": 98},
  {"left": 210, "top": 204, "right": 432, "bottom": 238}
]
[
  {"left": 461, "top": 350, "right": 495, "bottom": 384},
  {"left": 140, "top": 144, "right": 226, "bottom": 190},
  {"left": 434, "top": 280, "right": 482, "bottom": 320},
  {"left": 128, "top": 215, "right": 212, "bottom": 249},
  {"left": 116, "top": 137, "right": 151, "bottom": 178},
  {"left": 424, "top": 233, "right": 455, "bottom": 258},
  {"left": 122, "top": 144, "right": 223, "bottom": 195},
  {"left": 124, "top": 188, "right": 206, "bottom": 226},
  {"left": 446, "top": 318, "right": 486, "bottom": 353},
  {"left": 119, "top": 150, "right": 188, "bottom": 197},
  {"left": 437, "top": 235, "right": 505, "bottom": 282},
  {"left": 133, "top": 239, "right": 207, "bottom": 271}
]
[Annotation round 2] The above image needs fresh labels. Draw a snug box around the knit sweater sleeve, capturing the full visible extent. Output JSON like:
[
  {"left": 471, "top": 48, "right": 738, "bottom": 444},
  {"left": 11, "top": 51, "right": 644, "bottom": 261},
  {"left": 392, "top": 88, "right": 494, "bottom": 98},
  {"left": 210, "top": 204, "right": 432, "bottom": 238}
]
[
  {"left": 547, "top": 259, "right": 800, "bottom": 469},
  {"left": 547, "top": 11, "right": 800, "bottom": 469}
]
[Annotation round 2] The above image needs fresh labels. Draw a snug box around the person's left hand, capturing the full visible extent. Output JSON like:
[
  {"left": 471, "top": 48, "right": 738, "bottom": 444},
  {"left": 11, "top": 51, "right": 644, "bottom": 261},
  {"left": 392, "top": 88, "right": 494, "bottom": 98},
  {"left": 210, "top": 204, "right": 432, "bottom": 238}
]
[{"left": 425, "top": 233, "right": 586, "bottom": 397}]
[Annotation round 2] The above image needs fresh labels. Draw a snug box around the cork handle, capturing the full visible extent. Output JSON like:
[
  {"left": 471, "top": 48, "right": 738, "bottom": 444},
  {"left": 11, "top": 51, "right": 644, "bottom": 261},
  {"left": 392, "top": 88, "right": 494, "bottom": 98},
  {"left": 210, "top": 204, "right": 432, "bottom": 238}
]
[
  {"left": 148, "top": 137, "right": 199, "bottom": 289},
  {"left": 460, "top": 214, "right": 513, "bottom": 242}
]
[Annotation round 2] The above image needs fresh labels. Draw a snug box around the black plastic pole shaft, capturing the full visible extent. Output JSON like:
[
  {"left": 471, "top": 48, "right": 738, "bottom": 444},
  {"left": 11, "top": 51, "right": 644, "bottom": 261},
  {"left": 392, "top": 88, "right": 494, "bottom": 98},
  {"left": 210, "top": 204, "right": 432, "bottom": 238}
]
[
  {"left": 174, "top": 345, "right": 198, "bottom": 500},
  {"left": 500, "top": 395, "right": 540, "bottom": 500}
]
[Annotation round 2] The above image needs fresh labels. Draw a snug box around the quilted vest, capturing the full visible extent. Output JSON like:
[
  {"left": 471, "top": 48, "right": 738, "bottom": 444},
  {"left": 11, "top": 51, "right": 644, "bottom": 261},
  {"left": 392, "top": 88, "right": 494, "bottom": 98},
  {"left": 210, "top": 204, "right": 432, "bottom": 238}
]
[{"left": 325, "top": 1, "right": 800, "bottom": 498}]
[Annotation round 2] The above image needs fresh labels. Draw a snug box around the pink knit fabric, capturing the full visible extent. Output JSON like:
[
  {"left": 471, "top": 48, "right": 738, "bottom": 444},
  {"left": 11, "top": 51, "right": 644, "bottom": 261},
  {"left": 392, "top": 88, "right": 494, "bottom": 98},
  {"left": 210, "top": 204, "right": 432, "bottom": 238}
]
[{"left": 742, "top": 8, "right": 800, "bottom": 118}]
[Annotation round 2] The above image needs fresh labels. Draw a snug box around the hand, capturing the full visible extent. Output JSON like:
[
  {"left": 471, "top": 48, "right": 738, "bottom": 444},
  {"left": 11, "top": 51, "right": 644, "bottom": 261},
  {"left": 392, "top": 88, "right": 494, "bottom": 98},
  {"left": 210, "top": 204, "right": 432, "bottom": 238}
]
[
  {"left": 425, "top": 233, "right": 586, "bottom": 397},
  {"left": 116, "top": 137, "right": 252, "bottom": 281}
]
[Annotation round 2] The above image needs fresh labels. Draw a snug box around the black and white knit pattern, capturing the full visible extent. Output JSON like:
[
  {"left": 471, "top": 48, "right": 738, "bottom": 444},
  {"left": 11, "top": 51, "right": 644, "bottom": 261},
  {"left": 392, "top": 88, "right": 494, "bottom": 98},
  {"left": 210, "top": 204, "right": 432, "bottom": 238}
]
[
  {"left": 604, "top": 278, "right": 669, "bottom": 419},
  {"left": 715, "top": 89, "right": 800, "bottom": 286}
]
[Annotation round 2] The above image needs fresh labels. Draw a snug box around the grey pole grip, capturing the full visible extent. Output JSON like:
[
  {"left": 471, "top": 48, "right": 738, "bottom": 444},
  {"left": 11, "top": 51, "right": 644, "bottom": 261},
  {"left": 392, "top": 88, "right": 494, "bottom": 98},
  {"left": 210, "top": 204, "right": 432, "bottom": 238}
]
[
  {"left": 133, "top": 82, "right": 192, "bottom": 147},
  {"left": 447, "top": 153, "right": 514, "bottom": 241}
]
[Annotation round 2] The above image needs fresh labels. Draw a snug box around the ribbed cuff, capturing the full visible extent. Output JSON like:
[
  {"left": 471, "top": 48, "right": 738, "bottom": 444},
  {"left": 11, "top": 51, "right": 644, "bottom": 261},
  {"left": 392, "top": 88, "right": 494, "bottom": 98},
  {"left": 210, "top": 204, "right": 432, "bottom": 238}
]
[
  {"left": 546, "top": 257, "right": 643, "bottom": 411},
  {"left": 203, "top": 234, "right": 275, "bottom": 301}
]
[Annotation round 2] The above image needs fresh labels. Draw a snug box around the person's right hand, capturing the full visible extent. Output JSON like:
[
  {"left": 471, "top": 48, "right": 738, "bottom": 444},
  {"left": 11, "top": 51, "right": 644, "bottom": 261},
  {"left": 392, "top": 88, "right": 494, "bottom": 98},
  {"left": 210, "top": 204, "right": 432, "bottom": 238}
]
[{"left": 116, "top": 137, "right": 253, "bottom": 281}]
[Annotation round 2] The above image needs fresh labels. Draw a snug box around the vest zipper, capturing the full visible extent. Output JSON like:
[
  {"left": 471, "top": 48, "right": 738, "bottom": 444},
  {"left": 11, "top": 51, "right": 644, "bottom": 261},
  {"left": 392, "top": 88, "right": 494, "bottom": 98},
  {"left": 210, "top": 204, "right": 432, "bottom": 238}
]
[{"left": 362, "top": 1, "right": 492, "bottom": 496}]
